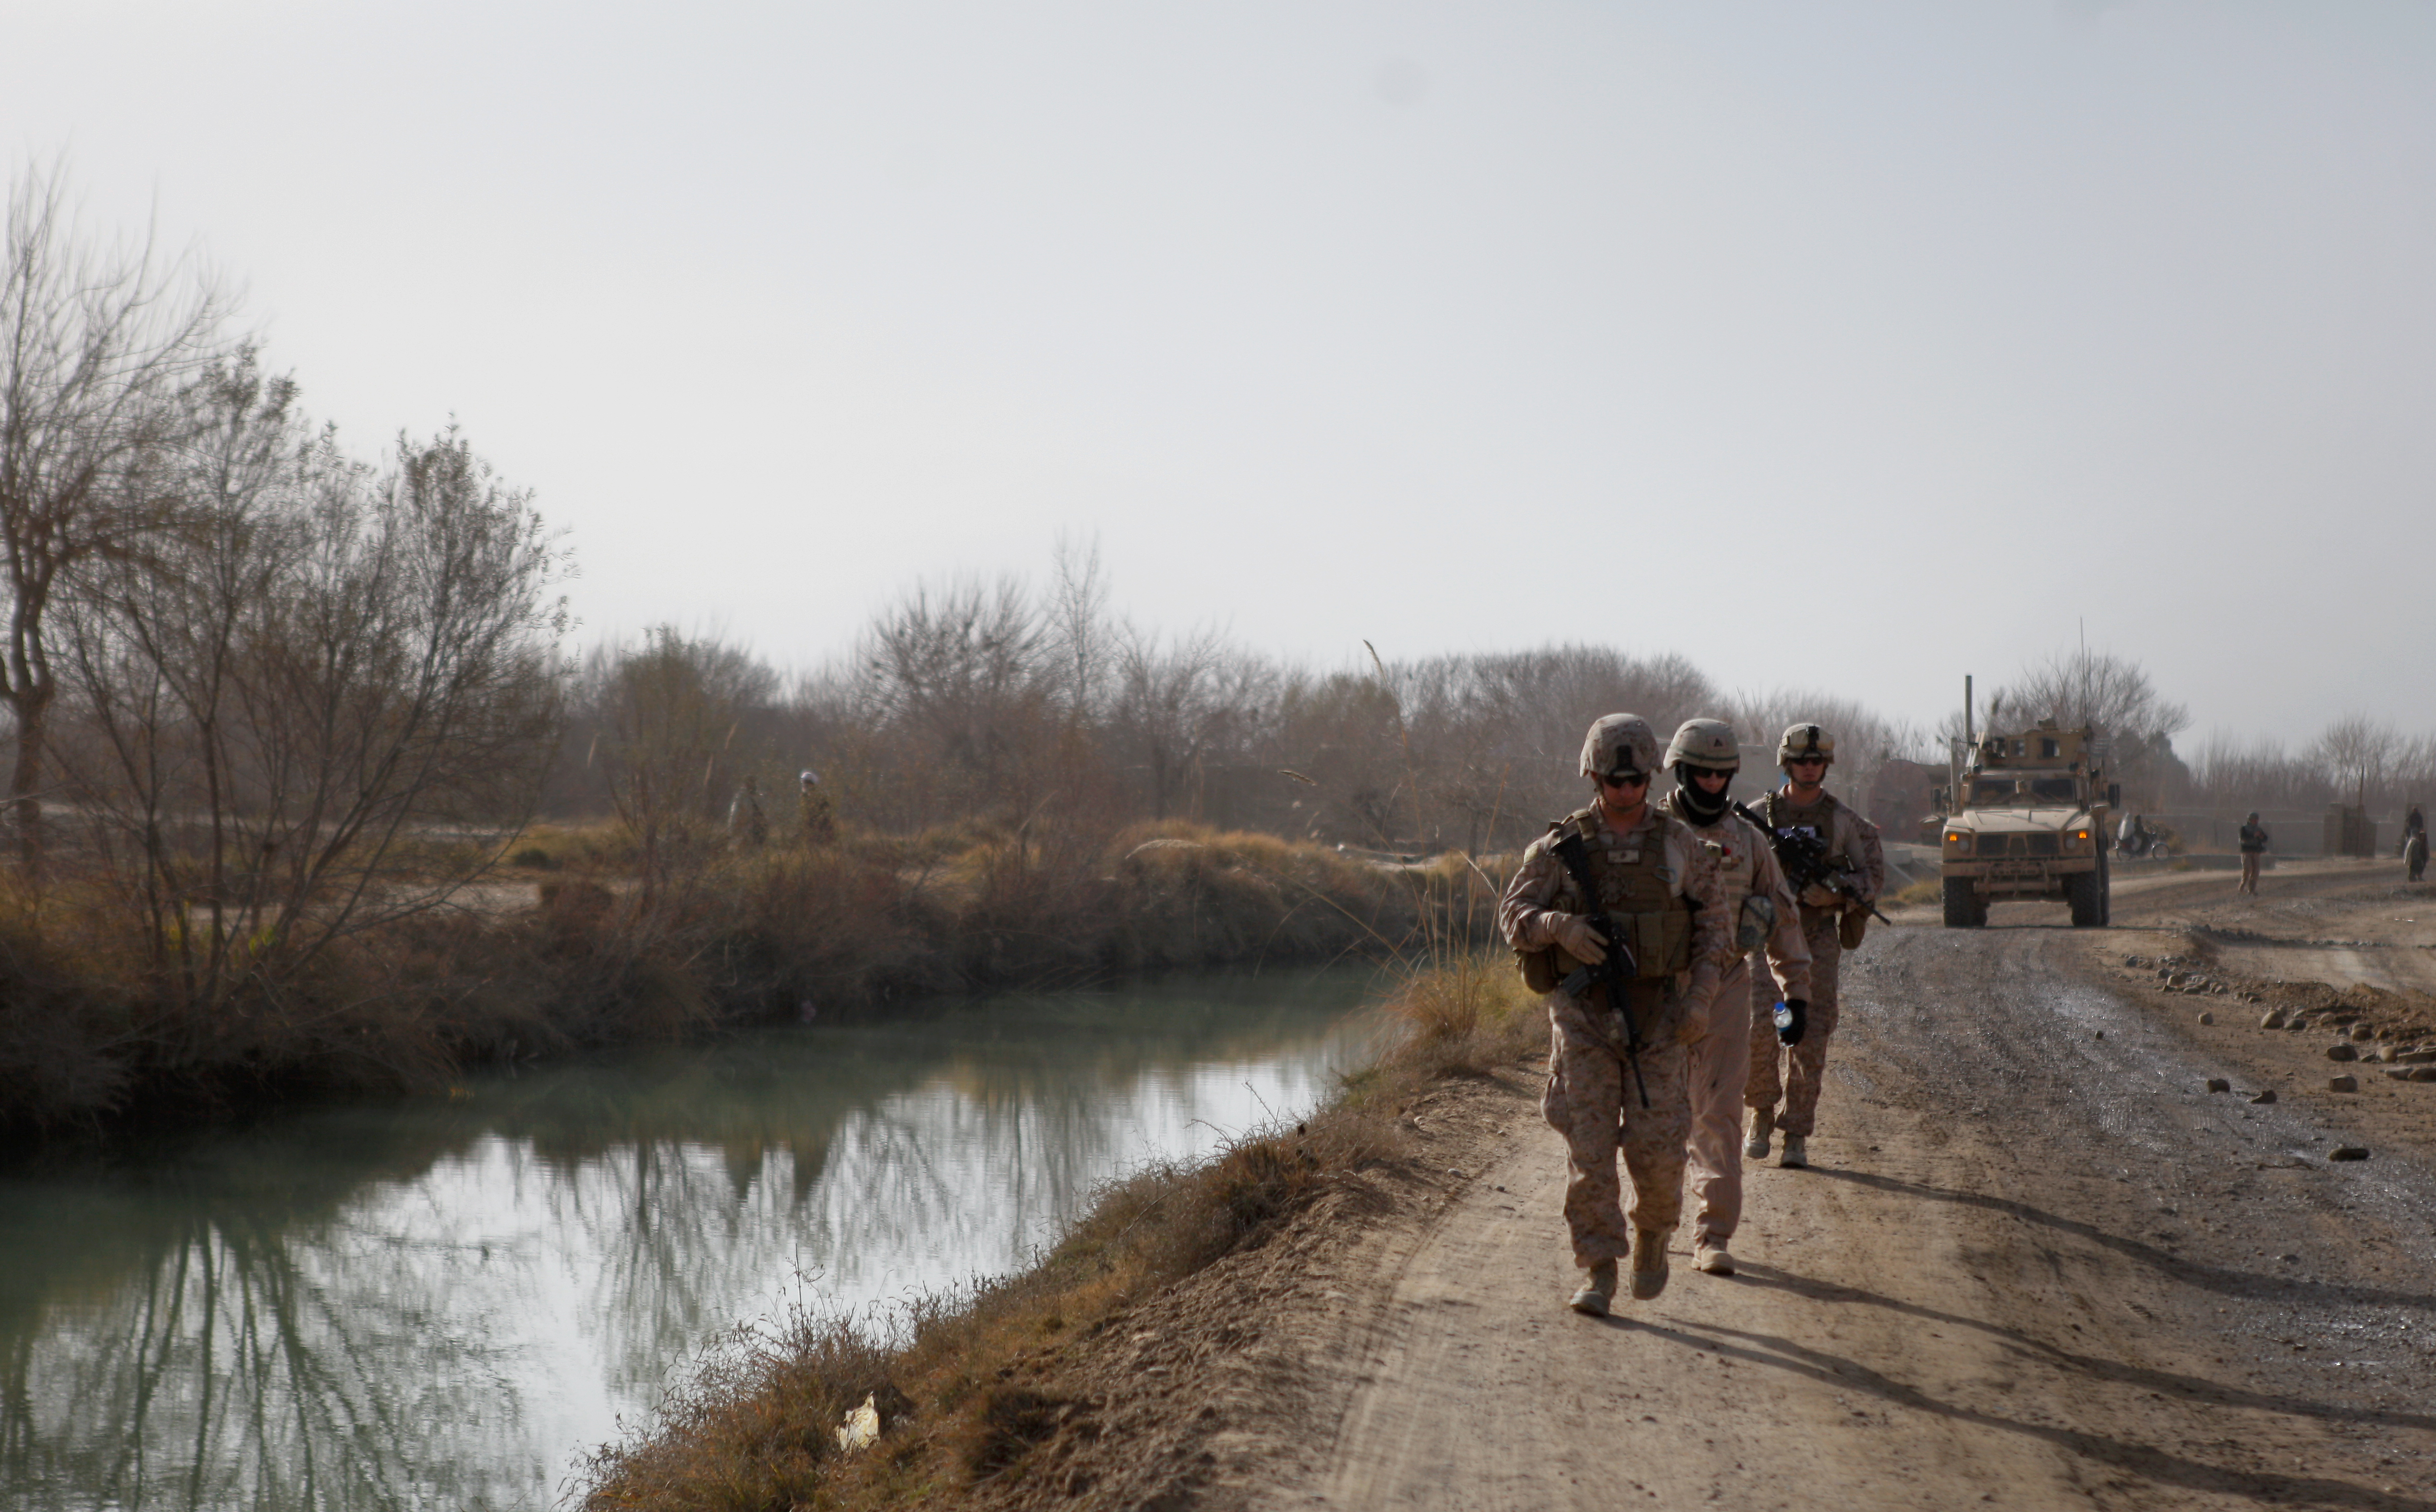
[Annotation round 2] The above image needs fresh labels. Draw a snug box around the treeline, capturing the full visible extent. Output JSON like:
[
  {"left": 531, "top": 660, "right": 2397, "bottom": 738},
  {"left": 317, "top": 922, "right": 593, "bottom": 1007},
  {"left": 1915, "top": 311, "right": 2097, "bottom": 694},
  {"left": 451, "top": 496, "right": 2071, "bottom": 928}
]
[
  {"left": 1948, "top": 649, "right": 2436, "bottom": 819},
  {"left": 2183, "top": 720, "right": 2436, "bottom": 816},
  {"left": 547, "top": 539, "right": 1925, "bottom": 862}
]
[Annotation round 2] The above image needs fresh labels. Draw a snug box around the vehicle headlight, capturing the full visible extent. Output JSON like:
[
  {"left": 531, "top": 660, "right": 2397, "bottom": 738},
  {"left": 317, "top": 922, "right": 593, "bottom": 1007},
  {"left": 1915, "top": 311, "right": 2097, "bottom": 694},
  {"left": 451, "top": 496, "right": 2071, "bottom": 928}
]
[{"left": 1943, "top": 829, "right": 1968, "bottom": 851}]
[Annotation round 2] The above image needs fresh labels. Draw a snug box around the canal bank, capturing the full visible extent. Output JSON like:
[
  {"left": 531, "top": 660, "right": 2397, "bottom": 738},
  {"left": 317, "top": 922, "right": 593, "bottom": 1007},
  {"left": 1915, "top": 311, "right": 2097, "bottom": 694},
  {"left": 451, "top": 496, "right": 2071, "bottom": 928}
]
[
  {"left": 0, "top": 966, "right": 1397, "bottom": 1512},
  {"left": 573, "top": 951, "right": 1539, "bottom": 1511},
  {"left": 1, "top": 823, "right": 1475, "bottom": 1136}
]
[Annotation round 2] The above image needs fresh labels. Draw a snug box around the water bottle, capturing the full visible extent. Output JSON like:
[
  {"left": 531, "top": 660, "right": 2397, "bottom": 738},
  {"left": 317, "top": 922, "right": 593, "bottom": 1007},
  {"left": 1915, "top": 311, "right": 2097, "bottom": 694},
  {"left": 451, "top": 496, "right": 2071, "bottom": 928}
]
[{"left": 1772, "top": 1001, "right": 1794, "bottom": 1035}]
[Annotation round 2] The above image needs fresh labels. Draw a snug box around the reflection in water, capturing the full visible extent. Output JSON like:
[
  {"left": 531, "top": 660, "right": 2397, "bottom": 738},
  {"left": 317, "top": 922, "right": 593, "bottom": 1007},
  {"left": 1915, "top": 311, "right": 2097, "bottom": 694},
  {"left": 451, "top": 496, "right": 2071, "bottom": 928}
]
[{"left": 0, "top": 968, "right": 1380, "bottom": 1511}]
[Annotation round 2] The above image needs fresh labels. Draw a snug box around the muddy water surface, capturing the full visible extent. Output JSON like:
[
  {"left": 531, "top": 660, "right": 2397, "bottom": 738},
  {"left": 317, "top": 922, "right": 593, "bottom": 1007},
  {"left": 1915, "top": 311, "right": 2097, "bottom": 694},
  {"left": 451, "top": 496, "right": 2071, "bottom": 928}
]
[{"left": 0, "top": 967, "right": 1383, "bottom": 1511}]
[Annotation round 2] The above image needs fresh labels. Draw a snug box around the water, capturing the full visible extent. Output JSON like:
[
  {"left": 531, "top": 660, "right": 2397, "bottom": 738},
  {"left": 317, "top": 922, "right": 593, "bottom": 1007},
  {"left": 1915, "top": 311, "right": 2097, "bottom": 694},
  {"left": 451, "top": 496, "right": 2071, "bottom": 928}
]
[{"left": 0, "top": 966, "right": 1384, "bottom": 1511}]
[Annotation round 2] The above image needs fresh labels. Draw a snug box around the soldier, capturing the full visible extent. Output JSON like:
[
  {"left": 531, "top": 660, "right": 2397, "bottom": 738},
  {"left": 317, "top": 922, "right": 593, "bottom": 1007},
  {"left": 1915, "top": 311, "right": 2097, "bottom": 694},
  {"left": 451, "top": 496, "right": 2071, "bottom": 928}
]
[
  {"left": 727, "top": 774, "right": 769, "bottom": 848},
  {"left": 1500, "top": 714, "right": 1731, "bottom": 1316},
  {"left": 1744, "top": 723, "right": 1884, "bottom": 1170},
  {"left": 799, "top": 769, "right": 837, "bottom": 846},
  {"left": 1654, "top": 719, "right": 1812, "bottom": 1276}
]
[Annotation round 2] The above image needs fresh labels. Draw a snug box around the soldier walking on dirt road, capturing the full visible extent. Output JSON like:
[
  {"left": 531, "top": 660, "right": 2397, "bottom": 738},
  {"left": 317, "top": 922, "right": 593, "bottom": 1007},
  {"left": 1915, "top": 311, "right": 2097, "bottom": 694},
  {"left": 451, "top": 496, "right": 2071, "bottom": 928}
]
[
  {"left": 2238, "top": 812, "right": 2269, "bottom": 894},
  {"left": 1744, "top": 723, "right": 1884, "bottom": 1170},
  {"left": 1654, "top": 719, "right": 1811, "bottom": 1278},
  {"left": 1500, "top": 715, "right": 1731, "bottom": 1317}
]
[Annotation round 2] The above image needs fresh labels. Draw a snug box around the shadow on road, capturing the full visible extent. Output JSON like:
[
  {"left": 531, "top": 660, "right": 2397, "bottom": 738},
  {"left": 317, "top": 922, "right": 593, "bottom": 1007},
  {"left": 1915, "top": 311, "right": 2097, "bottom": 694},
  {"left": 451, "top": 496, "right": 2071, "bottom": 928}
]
[
  {"left": 1798, "top": 1165, "right": 2436, "bottom": 1316},
  {"left": 1632, "top": 1311, "right": 2436, "bottom": 1512}
]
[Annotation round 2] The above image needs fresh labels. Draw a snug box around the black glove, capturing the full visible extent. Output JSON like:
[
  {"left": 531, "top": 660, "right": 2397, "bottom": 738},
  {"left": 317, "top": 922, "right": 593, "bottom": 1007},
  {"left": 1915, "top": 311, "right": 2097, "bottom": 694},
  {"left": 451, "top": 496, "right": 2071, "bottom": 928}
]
[{"left": 1777, "top": 998, "right": 1809, "bottom": 1046}]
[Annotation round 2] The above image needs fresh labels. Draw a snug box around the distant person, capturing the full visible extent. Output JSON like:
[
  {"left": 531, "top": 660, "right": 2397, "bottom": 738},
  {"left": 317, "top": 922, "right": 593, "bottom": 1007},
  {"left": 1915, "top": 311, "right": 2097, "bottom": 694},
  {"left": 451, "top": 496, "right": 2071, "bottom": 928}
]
[
  {"left": 1744, "top": 723, "right": 1884, "bottom": 1171},
  {"left": 2237, "top": 812, "right": 2269, "bottom": 895},
  {"left": 727, "top": 775, "right": 769, "bottom": 848},
  {"left": 2404, "top": 806, "right": 2427, "bottom": 854},
  {"left": 798, "top": 769, "right": 837, "bottom": 846},
  {"left": 2406, "top": 806, "right": 2428, "bottom": 882},
  {"left": 1653, "top": 719, "right": 1811, "bottom": 1278},
  {"left": 1499, "top": 714, "right": 1730, "bottom": 1316}
]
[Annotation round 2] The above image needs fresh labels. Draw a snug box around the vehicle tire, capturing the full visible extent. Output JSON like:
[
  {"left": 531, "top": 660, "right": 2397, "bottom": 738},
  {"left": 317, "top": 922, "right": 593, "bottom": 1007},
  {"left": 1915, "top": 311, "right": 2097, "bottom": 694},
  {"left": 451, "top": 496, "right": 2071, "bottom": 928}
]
[
  {"left": 2099, "top": 853, "right": 2112, "bottom": 927},
  {"left": 2068, "top": 868, "right": 2105, "bottom": 928},
  {"left": 1942, "top": 876, "right": 1983, "bottom": 928}
]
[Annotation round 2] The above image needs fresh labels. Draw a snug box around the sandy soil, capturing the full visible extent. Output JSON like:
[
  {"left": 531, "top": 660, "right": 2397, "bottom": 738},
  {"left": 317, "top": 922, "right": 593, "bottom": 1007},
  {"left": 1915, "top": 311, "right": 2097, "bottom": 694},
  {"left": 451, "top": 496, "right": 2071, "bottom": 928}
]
[{"left": 979, "top": 858, "right": 2436, "bottom": 1511}]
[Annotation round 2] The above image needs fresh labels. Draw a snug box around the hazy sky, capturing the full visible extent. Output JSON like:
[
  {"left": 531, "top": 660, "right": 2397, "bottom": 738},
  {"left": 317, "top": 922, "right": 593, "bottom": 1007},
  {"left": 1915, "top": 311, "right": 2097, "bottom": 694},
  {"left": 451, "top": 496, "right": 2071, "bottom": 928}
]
[{"left": 8, "top": 2, "right": 2431, "bottom": 746}]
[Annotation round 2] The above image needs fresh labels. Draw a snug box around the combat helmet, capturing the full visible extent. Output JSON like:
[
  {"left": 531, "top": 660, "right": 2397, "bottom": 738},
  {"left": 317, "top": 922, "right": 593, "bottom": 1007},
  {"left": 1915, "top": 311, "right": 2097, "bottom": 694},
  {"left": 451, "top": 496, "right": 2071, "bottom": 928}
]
[
  {"left": 1580, "top": 714, "right": 1661, "bottom": 781},
  {"left": 1666, "top": 718, "right": 1741, "bottom": 773},
  {"left": 1776, "top": 722, "right": 1834, "bottom": 767}
]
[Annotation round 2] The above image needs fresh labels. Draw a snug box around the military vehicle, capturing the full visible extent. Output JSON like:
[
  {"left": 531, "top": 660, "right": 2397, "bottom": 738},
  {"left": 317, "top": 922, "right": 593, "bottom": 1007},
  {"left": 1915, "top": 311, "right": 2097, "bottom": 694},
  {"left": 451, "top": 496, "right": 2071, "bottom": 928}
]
[{"left": 1934, "top": 719, "right": 2116, "bottom": 928}]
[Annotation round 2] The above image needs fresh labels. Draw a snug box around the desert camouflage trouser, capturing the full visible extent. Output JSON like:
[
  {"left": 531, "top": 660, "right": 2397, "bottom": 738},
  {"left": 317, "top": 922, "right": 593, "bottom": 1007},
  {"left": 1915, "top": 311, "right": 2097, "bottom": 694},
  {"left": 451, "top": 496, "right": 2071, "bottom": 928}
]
[
  {"left": 1746, "top": 907, "right": 1843, "bottom": 1138},
  {"left": 1540, "top": 986, "right": 1693, "bottom": 1266},
  {"left": 1687, "top": 955, "right": 1756, "bottom": 1242}
]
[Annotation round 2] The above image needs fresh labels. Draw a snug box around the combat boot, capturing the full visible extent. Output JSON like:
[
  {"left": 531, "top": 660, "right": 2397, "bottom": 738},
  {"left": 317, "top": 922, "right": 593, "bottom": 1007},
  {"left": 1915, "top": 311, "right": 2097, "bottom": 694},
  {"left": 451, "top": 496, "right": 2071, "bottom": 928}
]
[
  {"left": 1568, "top": 1259, "right": 1617, "bottom": 1316},
  {"left": 1744, "top": 1107, "right": 1773, "bottom": 1160},
  {"left": 1779, "top": 1134, "right": 1808, "bottom": 1169},
  {"left": 1693, "top": 1237, "right": 1735, "bottom": 1276},
  {"left": 1629, "top": 1228, "right": 1669, "bottom": 1300}
]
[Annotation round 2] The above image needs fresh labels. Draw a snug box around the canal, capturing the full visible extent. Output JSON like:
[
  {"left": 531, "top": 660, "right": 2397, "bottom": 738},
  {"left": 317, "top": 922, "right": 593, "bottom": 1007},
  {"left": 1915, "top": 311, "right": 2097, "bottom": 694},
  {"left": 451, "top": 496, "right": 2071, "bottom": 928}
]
[{"left": 0, "top": 966, "right": 1384, "bottom": 1510}]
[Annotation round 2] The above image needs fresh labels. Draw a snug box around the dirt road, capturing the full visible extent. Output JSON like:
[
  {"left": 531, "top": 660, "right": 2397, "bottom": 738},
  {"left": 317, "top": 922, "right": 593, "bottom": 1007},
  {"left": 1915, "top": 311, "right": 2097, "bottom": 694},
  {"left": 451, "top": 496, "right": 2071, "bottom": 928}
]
[{"left": 1246, "top": 862, "right": 2436, "bottom": 1510}]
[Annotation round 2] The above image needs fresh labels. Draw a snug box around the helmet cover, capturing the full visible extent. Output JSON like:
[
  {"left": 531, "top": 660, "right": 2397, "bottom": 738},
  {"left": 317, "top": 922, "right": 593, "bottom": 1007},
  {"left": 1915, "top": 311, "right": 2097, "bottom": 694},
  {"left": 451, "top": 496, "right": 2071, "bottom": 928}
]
[
  {"left": 1665, "top": 718, "right": 1741, "bottom": 773},
  {"left": 1776, "top": 722, "right": 1835, "bottom": 767},
  {"left": 1580, "top": 714, "right": 1661, "bottom": 779}
]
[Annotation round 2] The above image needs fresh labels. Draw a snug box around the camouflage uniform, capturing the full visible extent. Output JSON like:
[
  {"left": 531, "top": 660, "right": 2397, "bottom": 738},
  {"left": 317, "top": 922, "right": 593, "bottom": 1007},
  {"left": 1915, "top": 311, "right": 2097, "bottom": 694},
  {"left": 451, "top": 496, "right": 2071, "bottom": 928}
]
[
  {"left": 1744, "top": 787, "right": 1883, "bottom": 1138},
  {"left": 1655, "top": 790, "right": 1811, "bottom": 1246},
  {"left": 1501, "top": 805, "right": 1732, "bottom": 1265},
  {"left": 799, "top": 771, "right": 837, "bottom": 846}
]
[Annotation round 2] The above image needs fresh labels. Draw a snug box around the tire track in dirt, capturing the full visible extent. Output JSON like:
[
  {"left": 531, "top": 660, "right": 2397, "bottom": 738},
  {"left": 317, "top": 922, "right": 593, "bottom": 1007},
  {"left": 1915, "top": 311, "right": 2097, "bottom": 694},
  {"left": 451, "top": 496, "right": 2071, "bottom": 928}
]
[{"left": 1269, "top": 918, "right": 2436, "bottom": 1511}]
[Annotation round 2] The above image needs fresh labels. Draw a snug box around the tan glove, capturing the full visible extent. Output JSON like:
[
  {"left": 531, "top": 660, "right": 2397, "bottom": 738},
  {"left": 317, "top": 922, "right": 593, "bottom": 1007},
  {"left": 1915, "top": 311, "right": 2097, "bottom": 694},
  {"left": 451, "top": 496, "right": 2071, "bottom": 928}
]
[
  {"left": 1551, "top": 913, "right": 1607, "bottom": 964},
  {"left": 1673, "top": 1018, "right": 1708, "bottom": 1048}
]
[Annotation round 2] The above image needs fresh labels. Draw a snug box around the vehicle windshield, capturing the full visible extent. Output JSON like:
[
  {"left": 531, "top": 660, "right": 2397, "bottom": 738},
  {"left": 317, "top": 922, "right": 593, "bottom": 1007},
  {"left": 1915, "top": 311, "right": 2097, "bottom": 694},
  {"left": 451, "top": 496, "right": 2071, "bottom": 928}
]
[{"left": 1970, "top": 774, "right": 2083, "bottom": 804}]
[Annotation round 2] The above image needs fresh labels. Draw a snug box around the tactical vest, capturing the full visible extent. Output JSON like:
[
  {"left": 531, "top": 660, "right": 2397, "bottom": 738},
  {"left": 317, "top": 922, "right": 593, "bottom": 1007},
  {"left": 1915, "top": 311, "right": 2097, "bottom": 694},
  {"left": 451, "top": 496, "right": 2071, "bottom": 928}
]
[
  {"left": 1517, "top": 806, "right": 1694, "bottom": 992},
  {"left": 1660, "top": 792, "right": 1776, "bottom": 956},
  {"left": 1758, "top": 789, "right": 1835, "bottom": 856}
]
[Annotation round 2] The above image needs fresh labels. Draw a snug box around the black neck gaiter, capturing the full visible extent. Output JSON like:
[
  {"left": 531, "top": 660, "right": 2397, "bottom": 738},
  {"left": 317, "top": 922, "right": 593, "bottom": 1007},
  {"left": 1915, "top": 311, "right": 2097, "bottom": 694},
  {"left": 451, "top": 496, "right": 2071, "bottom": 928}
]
[{"left": 1671, "top": 763, "right": 1730, "bottom": 825}]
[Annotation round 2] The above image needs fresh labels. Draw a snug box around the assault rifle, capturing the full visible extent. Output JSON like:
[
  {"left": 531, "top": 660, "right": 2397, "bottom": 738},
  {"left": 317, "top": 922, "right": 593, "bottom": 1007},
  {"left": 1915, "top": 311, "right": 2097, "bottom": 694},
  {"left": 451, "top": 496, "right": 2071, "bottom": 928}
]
[
  {"left": 1735, "top": 800, "right": 1891, "bottom": 926},
  {"left": 1548, "top": 825, "right": 1651, "bottom": 1110}
]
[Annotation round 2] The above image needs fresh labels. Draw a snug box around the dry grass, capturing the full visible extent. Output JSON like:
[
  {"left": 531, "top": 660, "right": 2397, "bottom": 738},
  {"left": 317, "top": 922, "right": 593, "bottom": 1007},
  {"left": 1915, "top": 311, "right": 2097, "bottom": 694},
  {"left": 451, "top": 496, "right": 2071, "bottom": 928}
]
[
  {"left": 1891, "top": 876, "right": 1944, "bottom": 907},
  {"left": 0, "top": 817, "right": 1497, "bottom": 1131},
  {"left": 1373, "top": 947, "right": 1543, "bottom": 1076},
  {"left": 571, "top": 948, "right": 1534, "bottom": 1512}
]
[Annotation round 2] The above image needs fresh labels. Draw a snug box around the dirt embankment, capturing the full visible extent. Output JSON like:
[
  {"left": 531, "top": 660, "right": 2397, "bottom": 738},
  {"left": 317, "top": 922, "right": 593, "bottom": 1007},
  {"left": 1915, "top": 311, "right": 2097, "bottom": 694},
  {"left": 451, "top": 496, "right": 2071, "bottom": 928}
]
[{"left": 927, "top": 859, "right": 2436, "bottom": 1511}]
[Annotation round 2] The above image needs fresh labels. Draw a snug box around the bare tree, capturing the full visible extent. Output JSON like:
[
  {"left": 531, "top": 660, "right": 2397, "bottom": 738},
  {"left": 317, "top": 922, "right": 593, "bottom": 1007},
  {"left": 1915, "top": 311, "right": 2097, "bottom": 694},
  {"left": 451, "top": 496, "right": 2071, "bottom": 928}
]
[
  {"left": 588, "top": 627, "right": 778, "bottom": 908},
  {"left": 1108, "top": 621, "right": 1240, "bottom": 820},
  {"left": 1045, "top": 530, "right": 1112, "bottom": 721},
  {"left": 1990, "top": 649, "right": 2188, "bottom": 747},
  {"left": 854, "top": 575, "right": 1053, "bottom": 817},
  {"left": 2311, "top": 714, "right": 2401, "bottom": 810},
  {"left": 58, "top": 416, "right": 568, "bottom": 1011},
  {"left": 1, "top": 162, "right": 236, "bottom": 868}
]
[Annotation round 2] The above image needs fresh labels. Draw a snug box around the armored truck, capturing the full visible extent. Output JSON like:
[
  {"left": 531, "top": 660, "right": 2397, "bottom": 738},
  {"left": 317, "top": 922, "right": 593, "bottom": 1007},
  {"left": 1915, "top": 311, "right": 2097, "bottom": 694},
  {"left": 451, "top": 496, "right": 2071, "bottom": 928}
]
[{"left": 1935, "top": 720, "right": 2115, "bottom": 928}]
